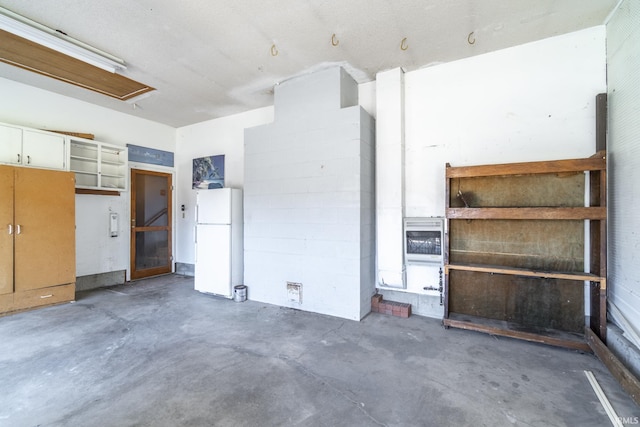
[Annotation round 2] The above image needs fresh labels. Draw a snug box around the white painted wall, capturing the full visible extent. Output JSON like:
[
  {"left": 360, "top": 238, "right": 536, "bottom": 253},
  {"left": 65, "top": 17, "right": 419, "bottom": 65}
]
[
  {"left": 75, "top": 194, "right": 129, "bottom": 276},
  {"left": 0, "top": 78, "right": 175, "bottom": 151},
  {"left": 376, "top": 69, "right": 406, "bottom": 289},
  {"left": 404, "top": 26, "right": 606, "bottom": 219},
  {"left": 377, "top": 26, "right": 607, "bottom": 317},
  {"left": 606, "top": 0, "right": 640, "bottom": 345},
  {"left": 0, "top": 77, "right": 175, "bottom": 277},
  {"left": 174, "top": 107, "right": 274, "bottom": 266},
  {"left": 358, "top": 81, "right": 377, "bottom": 119}
]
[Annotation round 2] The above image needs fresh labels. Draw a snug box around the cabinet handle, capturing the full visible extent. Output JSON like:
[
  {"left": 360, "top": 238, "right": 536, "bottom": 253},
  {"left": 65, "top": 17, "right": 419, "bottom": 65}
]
[
  {"left": 27, "top": 155, "right": 31, "bottom": 164},
  {"left": 16, "top": 224, "right": 21, "bottom": 235},
  {"left": 7, "top": 224, "right": 12, "bottom": 235},
  {"left": 39, "top": 294, "right": 53, "bottom": 299},
  {"left": 17, "top": 153, "right": 21, "bottom": 163}
]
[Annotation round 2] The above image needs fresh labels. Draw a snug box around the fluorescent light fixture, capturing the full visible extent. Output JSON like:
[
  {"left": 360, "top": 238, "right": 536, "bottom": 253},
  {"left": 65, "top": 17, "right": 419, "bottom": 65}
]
[{"left": 0, "top": 6, "right": 126, "bottom": 73}]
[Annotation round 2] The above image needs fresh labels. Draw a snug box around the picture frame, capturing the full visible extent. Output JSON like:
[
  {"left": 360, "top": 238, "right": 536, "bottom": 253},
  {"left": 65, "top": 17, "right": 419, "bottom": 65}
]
[{"left": 192, "top": 154, "right": 224, "bottom": 189}]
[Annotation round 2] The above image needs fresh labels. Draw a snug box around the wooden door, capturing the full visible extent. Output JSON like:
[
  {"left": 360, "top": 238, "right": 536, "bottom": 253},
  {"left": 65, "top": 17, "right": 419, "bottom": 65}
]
[
  {"left": 0, "top": 166, "right": 14, "bottom": 295},
  {"left": 130, "top": 169, "right": 172, "bottom": 280},
  {"left": 14, "top": 168, "right": 76, "bottom": 291}
]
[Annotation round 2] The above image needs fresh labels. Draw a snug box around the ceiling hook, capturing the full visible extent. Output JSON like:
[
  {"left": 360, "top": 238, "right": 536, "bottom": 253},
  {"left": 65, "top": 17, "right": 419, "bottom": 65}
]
[
  {"left": 467, "top": 32, "right": 476, "bottom": 45},
  {"left": 331, "top": 33, "right": 339, "bottom": 46},
  {"left": 400, "top": 37, "right": 408, "bottom": 51},
  {"left": 270, "top": 44, "right": 278, "bottom": 56}
]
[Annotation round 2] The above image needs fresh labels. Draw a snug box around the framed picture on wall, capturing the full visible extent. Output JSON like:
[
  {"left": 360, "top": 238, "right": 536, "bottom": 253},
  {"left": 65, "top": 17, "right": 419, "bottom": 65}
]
[{"left": 192, "top": 154, "right": 225, "bottom": 189}]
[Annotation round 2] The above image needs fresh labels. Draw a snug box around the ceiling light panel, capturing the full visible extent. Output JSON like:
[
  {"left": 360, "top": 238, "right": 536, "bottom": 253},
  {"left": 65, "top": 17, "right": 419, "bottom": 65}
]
[
  {"left": 0, "top": 6, "right": 154, "bottom": 101},
  {"left": 0, "top": 6, "right": 125, "bottom": 73}
]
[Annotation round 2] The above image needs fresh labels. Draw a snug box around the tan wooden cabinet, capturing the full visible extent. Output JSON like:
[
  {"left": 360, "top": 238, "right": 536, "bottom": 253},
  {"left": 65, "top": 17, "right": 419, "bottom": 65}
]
[{"left": 0, "top": 165, "right": 76, "bottom": 314}]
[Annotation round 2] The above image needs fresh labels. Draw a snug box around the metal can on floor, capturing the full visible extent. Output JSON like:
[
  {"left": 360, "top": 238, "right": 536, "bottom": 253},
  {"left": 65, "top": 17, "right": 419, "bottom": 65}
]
[{"left": 233, "top": 285, "right": 247, "bottom": 302}]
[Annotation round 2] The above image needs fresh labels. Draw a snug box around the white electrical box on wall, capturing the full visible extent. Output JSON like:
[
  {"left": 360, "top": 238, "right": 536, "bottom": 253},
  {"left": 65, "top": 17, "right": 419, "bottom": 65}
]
[{"left": 109, "top": 212, "right": 119, "bottom": 237}]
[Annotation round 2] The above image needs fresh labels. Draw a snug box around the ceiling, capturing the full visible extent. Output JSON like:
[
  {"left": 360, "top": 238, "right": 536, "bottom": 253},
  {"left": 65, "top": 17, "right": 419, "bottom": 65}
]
[{"left": 0, "top": 0, "right": 618, "bottom": 128}]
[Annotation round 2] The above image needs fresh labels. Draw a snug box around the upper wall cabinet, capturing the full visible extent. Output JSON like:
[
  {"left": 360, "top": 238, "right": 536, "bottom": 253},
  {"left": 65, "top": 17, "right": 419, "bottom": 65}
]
[
  {"left": 68, "top": 136, "right": 128, "bottom": 191},
  {"left": 0, "top": 123, "right": 66, "bottom": 170},
  {"left": 0, "top": 121, "right": 129, "bottom": 192}
]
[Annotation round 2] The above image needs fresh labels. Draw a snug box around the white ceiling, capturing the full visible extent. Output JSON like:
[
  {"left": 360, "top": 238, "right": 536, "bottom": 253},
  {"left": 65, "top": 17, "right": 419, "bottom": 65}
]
[{"left": 0, "top": 0, "right": 618, "bottom": 128}]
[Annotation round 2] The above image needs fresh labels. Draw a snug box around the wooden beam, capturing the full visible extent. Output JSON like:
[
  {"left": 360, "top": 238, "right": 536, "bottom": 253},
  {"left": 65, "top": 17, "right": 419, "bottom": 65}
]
[
  {"left": 446, "top": 207, "right": 606, "bottom": 220},
  {"left": 596, "top": 94, "right": 607, "bottom": 152},
  {"left": 443, "top": 317, "right": 591, "bottom": 352},
  {"left": 586, "top": 327, "right": 640, "bottom": 406},
  {"left": 75, "top": 188, "right": 120, "bottom": 196},
  {"left": 446, "top": 156, "right": 606, "bottom": 178},
  {"left": 446, "top": 263, "right": 604, "bottom": 282},
  {"left": 48, "top": 130, "right": 95, "bottom": 140}
]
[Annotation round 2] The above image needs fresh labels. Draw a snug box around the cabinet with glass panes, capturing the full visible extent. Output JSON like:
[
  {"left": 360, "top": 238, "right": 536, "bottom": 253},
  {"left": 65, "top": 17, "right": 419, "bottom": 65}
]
[{"left": 68, "top": 137, "right": 128, "bottom": 191}]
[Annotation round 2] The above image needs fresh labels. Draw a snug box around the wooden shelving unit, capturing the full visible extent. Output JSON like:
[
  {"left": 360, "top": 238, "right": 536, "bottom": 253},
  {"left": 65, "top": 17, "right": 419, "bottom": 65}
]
[{"left": 443, "top": 152, "right": 607, "bottom": 351}]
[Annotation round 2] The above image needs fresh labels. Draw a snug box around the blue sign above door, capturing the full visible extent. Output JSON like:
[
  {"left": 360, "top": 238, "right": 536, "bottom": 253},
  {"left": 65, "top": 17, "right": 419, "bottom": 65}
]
[{"left": 127, "top": 144, "right": 174, "bottom": 167}]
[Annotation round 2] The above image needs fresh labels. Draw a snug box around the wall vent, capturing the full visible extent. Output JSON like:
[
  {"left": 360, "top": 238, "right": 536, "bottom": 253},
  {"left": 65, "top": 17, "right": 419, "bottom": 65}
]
[{"left": 286, "top": 282, "right": 302, "bottom": 304}]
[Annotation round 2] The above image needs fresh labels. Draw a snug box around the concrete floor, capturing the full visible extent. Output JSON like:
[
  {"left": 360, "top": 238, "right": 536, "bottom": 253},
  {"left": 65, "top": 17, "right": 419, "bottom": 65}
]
[{"left": 0, "top": 274, "right": 637, "bottom": 427}]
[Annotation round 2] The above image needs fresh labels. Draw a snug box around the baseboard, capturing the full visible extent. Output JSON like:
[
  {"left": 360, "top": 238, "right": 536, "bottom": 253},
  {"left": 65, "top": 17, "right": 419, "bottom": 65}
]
[
  {"left": 76, "top": 270, "right": 126, "bottom": 291},
  {"left": 376, "top": 288, "right": 444, "bottom": 319},
  {"left": 175, "top": 262, "right": 195, "bottom": 276}
]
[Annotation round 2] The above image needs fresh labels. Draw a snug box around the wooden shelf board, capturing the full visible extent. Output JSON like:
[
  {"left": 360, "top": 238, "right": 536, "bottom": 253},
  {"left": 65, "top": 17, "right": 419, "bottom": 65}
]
[
  {"left": 75, "top": 188, "right": 121, "bottom": 196},
  {"left": 70, "top": 142, "right": 98, "bottom": 150},
  {"left": 446, "top": 156, "right": 606, "bottom": 178},
  {"left": 70, "top": 155, "right": 98, "bottom": 162},
  {"left": 446, "top": 207, "right": 606, "bottom": 220},
  {"left": 101, "top": 160, "right": 126, "bottom": 166},
  {"left": 446, "top": 263, "right": 604, "bottom": 282},
  {"left": 444, "top": 313, "right": 591, "bottom": 352}
]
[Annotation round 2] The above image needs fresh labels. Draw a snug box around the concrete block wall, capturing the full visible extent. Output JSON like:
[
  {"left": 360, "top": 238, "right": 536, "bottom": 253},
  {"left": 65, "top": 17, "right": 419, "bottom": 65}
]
[
  {"left": 359, "top": 112, "right": 376, "bottom": 319},
  {"left": 244, "top": 66, "right": 375, "bottom": 321}
]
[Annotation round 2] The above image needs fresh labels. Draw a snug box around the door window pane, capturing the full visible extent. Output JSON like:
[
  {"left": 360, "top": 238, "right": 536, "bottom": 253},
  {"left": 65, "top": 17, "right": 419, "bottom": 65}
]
[
  {"left": 135, "top": 231, "right": 169, "bottom": 270},
  {"left": 135, "top": 175, "right": 168, "bottom": 227}
]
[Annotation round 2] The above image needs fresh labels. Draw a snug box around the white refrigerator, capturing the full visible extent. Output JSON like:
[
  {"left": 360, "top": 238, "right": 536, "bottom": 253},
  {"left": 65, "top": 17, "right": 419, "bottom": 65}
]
[{"left": 194, "top": 188, "right": 243, "bottom": 298}]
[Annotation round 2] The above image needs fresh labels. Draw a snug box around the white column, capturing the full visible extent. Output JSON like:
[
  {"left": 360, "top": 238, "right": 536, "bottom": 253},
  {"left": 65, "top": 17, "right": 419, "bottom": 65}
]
[{"left": 375, "top": 68, "right": 405, "bottom": 288}]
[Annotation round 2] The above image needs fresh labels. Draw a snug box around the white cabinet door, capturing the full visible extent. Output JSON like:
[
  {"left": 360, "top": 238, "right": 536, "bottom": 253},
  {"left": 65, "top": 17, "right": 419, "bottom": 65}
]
[
  {"left": 22, "top": 130, "right": 66, "bottom": 170},
  {"left": 0, "top": 124, "right": 23, "bottom": 165}
]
